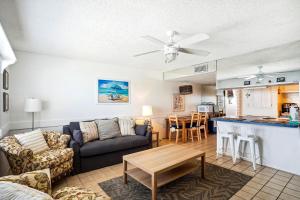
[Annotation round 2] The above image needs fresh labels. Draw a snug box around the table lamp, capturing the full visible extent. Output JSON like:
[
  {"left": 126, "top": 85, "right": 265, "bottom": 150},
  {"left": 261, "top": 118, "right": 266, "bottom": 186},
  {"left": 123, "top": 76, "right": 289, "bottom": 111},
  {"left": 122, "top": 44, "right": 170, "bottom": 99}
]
[
  {"left": 24, "top": 98, "right": 42, "bottom": 130},
  {"left": 142, "top": 105, "right": 153, "bottom": 130}
]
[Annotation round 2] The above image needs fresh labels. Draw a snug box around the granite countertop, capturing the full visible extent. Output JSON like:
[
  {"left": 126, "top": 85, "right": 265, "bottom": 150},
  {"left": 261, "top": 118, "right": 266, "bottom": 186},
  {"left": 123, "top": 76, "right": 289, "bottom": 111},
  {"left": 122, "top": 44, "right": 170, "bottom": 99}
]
[{"left": 211, "top": 116, "right": 299, "bottom": 128}]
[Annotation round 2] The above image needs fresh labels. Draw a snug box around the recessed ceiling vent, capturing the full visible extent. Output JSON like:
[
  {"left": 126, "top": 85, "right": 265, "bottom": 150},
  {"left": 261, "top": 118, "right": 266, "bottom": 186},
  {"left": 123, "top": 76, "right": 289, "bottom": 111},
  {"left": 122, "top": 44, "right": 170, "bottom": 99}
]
[{"left": 194, "top": 63, "right": 208, "bottom": 73}]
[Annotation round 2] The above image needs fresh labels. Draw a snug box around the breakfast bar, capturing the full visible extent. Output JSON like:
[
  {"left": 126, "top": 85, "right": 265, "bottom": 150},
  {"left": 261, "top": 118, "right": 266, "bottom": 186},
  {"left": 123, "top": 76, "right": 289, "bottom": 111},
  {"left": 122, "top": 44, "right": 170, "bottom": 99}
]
[{"left": 213, "top": 116, "right": 300, "bottom": 175}]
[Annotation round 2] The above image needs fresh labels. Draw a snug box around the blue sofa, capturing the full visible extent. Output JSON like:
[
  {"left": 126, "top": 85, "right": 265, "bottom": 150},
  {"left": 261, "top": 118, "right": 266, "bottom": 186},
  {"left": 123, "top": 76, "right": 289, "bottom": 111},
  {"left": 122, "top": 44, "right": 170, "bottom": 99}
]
[{"left": 63, "top": 121, "right": 152, "bottom": 174}]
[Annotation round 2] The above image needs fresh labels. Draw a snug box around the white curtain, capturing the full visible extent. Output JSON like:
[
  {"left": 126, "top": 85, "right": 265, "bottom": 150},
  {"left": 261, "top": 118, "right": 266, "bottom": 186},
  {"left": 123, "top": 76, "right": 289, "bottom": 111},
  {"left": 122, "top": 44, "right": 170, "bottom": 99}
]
[{"left": 0, "top": 23, "right": 16, "bottom": 73}]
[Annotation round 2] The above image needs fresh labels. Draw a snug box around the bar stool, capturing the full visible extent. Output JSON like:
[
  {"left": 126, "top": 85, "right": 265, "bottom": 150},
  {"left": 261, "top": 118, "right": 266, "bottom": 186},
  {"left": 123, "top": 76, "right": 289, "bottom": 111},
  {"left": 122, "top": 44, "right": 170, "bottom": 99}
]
[
  {"left": 216, "top": 125, "right": 240, "bottom": 163},
  {"left": 235, "top": 127, "right": 260, "bottom": 171}
]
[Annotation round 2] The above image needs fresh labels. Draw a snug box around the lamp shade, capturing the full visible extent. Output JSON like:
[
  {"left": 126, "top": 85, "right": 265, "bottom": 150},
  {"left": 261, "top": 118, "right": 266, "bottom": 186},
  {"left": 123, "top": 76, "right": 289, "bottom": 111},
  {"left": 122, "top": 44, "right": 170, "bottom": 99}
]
[
  {"left": 24, "top": 98, "right": 42, "bottom": 112},
  {"left": 142, "top": 105, "right": 153, "bottom": 117}
]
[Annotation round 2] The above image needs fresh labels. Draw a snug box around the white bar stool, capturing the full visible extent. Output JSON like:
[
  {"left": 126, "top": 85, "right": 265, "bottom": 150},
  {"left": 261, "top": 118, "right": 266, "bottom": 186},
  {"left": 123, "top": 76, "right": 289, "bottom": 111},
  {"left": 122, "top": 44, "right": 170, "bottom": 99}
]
[
  {"left": 235, "top": 127, "right": 260, "bottom": 170},
  {"left": 216, "top": 125, "right": 239, "bottom": 163}
]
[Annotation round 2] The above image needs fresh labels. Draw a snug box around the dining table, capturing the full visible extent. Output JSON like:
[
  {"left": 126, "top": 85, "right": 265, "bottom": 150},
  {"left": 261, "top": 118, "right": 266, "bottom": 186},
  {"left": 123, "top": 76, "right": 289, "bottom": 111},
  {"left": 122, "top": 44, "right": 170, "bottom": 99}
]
[{"left": 165, "top": 115, "right": 208, "bottom": 143}]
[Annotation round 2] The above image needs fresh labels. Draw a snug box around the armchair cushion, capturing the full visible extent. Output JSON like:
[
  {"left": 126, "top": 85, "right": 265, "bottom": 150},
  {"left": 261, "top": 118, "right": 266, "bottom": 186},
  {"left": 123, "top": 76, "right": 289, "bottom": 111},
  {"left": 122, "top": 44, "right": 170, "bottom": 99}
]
[
  {"left": 0, "top": 182, "right": 53, "bottom": 200},
  {"left": 30, "top": 148, "right": 74, "bottom": 170},
  {"left": 0, "top": 168, "right": 51, "bottom": 195},
  {"left": 53, "top": 186, "right": 110, "bottom": 200}
]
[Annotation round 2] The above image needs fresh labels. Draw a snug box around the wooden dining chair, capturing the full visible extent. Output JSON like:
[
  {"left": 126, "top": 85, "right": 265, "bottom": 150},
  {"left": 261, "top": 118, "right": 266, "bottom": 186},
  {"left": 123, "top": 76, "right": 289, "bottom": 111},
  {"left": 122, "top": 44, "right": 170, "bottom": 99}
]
[
  {"left": 187, "top": 112, "right": 201, "bottom": 142},
  {"left": 168, "top": 115, "right": 183, "bottom": 144},
  {"left": 199, "top": 112, "right": 208, "bottom": 139}
]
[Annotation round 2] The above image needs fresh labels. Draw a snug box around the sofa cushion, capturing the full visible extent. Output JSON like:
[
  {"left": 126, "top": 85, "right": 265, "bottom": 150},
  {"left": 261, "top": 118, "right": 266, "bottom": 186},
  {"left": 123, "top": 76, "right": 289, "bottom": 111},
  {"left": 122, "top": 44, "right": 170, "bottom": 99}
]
[
  {"left": 69, "top": 120, "right": 94, "bottom": 135},
  {"left": 95, "top": 118, "right": 121, "bottom": 140},
  {"left": 72, "top": 130, "right": 84, "bottom": 146},
  {"left": 119, "top": 118, "right": 136, "bottom": 136},
  {"left": 80, "top": 121, "right": 99, "bottom": 143},
  {"left": 80, "top": 135, "right": 149, "bottom": 157},
  {"left": 69, "top": 122, "right": 81, "bottom": 134},
  {"left": 135, "top": 125, "right": 148, "bottom": 136}
]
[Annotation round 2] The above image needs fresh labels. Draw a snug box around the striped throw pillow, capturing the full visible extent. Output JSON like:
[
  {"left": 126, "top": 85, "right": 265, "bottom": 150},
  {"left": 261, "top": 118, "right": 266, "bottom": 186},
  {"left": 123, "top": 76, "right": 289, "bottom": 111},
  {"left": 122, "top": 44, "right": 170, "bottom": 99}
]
[
  {"left": 79, "top": 121, "right": 99, "bottom": 143},
  {"left": 119, "top": 118, "right": 136, "bottom": 136},
  {"left": 14, "top": 129, "right": 49, "bottom": 154}
]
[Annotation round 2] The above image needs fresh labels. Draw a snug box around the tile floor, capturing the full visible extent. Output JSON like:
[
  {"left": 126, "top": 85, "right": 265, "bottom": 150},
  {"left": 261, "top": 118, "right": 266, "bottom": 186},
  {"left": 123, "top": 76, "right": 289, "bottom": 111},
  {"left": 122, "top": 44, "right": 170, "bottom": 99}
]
[{"left": 54, "top": 134, "right": 300, "bottom": 200}]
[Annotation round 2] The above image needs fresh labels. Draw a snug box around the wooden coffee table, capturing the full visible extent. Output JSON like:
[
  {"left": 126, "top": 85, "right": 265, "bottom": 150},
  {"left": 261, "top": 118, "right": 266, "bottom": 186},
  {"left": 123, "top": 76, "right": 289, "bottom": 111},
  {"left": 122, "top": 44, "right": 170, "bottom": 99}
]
[{"left": 123, "top": 144, "right": 205, "bottom": 200}]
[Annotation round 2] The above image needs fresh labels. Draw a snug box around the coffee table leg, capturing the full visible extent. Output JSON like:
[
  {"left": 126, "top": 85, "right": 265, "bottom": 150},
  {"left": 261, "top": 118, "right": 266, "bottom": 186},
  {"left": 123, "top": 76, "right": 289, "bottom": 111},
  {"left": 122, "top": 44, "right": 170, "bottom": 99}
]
[
  {"left": 152, "top": 173, "right": 157, "bottom": 200},
  {"left": 201, "top": 155, "right": 205, "bottom": 178},
  {"left": 123, "top": 160, "right": 128, "bottom": 184}
]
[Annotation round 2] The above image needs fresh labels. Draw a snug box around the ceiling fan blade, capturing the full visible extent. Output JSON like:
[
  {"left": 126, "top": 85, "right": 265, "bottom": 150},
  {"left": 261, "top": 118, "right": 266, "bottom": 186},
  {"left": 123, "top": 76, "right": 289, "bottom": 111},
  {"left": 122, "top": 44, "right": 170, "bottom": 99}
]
[
  {"left": 179, "top": 48, "right": 210, "bottom": 56},
  {"left": 178, "top": 33, "right": 209, "bottom": 47},
  {"left": 141, "top": 36, "right": 165, "bottom": 46},
  {"left": 133, "top": 50, "right": 161, "bottom": 57}
]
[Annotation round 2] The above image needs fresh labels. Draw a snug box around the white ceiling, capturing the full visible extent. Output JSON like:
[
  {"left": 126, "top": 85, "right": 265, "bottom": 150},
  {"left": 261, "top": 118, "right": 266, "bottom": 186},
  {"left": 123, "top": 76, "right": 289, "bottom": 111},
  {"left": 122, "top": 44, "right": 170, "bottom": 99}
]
[{"left": 0, "top": 0, "right": 300, "bottom": 71}]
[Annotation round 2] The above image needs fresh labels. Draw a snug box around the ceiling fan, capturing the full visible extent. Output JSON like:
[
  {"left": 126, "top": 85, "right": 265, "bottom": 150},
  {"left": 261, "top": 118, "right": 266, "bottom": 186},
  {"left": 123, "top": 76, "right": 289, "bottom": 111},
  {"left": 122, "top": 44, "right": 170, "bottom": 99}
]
[
  {"left": 239, "top": 66, "right": 275, "bottom": 83},
  {"left": 134, "top": 31, "right": 210, "bottom": 63}
]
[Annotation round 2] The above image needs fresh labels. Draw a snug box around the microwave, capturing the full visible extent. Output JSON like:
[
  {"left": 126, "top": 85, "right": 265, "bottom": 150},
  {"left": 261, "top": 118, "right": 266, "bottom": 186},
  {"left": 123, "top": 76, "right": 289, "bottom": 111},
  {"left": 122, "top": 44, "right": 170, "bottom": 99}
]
[{"left": 198, "top": 105, "right": 214, "bottom": 113}]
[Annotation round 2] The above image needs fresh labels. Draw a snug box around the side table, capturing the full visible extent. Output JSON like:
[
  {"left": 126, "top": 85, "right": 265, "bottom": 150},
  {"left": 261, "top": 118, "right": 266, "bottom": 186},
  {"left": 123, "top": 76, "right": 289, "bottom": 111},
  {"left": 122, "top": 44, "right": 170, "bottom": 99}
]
[{"left": 152, "top": 131, "right": 159, "bottom": 147}]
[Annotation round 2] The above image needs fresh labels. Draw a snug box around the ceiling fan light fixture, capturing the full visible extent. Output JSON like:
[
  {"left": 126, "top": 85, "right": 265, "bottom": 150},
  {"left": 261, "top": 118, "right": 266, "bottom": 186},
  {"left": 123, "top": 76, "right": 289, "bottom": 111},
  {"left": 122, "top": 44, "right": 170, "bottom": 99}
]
[{"left": 165, "top": 52, "right": 177, "bottom": 63}]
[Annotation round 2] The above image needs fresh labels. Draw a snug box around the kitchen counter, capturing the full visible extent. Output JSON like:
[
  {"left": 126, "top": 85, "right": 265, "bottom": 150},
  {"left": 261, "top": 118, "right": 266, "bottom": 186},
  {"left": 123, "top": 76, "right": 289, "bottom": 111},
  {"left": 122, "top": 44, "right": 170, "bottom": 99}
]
[
  {"left": 212, "top": 116, "right": 299, "bottom": 128},
  {"left": 214, "top": 116, "right": 300, "bottom": 175}
]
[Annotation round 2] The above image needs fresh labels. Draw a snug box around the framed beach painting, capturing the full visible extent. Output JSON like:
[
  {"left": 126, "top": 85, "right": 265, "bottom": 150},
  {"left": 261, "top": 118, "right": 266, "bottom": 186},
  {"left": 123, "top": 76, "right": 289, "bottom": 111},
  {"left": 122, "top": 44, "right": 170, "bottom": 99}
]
[
  {"left": 97, "top": 79, "right": 130, "bottom": 104},
  {"left": 3, "top": 92, "right": 9, "bottom": 112},
  {"left": 3, "top": 69, "right": 9, "bottom": 90}
]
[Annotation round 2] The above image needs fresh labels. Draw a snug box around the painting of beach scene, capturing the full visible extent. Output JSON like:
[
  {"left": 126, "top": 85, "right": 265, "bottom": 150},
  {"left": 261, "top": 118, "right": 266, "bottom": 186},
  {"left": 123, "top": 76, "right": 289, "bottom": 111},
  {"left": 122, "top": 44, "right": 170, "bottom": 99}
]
[{"left": 97, "top": 79, "right": 129, "bottom": 103}]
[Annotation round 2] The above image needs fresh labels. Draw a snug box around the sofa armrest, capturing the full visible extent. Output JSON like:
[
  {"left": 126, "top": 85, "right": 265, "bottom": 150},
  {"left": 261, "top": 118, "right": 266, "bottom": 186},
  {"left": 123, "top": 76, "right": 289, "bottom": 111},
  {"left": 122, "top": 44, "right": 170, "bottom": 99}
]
[
  {"left": 0, "top": 168, "right": 52, "bottom": 195},
  {"left": 69, "top": 139, "right": 81, "bottom": 174},
  {"left": 0, "top": 136, "right": 33, "bottom": 158},
  {"left": 145, "top": 130, "right": 153, "bottom": 148},
  {"left": 43, "top": 131, "right": 71, "bottom": 149}
]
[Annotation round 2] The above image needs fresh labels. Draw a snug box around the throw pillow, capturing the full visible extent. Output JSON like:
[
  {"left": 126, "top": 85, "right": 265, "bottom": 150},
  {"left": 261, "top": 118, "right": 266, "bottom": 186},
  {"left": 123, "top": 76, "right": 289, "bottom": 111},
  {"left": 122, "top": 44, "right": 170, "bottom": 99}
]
[
  {"left": 135, "top": 124, "right": 148, "bottom": 136},
  {"left": 79, "top": 121, "right": 99, "bottom": 143},
  {"left": 95, "top": 118, "right": 121, "bottom": 140},
  {"left": 119, "top": 118, "right": 136, "bottom": 136},
  {"left": 72, "top": 130, "right": 84, "bottom": 146},
  {"left": 0, "top": 182, "right": 53, "bottom": 200},
  {"left": 14, "top": 129, "right": 49, "bottom": 154}
]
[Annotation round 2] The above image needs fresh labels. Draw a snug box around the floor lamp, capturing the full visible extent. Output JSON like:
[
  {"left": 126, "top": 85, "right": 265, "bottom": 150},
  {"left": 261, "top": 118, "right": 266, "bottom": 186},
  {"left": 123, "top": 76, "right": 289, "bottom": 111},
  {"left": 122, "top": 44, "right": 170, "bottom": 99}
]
[{"left": 24, "top": 98, "right": 42, "bottom": 130}]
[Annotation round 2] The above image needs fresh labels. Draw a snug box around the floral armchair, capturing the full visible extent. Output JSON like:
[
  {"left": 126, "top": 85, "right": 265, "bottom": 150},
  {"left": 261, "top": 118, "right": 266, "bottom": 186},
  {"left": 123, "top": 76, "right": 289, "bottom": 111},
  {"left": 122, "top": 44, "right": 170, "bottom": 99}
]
[
  {"left": 0, "top": 169, "right": 110, "bottom": 200},
  {"left": 0, "top": 131, "right": 74, "bottom": 182}
]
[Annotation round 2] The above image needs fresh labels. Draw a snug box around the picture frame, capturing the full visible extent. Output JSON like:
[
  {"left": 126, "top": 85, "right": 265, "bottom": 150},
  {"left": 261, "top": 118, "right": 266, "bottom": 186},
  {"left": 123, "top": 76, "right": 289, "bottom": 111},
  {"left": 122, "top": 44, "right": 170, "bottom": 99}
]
[
  {"left": 3, "top": 69, "right": 9, "bottom": 90},
  {"left": 97, "top": 79, "right": 130, "bottom": 104},
  {"left": 172, "top": 93, "right": 185, "bottom": 112},
  {"left": 3, "top": 92, "right": 9, "bottom": 112}
]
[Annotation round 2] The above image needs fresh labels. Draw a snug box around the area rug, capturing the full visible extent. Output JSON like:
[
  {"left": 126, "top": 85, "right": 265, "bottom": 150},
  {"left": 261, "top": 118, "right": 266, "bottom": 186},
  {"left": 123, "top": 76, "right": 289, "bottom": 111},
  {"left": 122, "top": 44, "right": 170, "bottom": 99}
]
[{"left": 99, "top": 163, "right": 251, "bottom": 200}]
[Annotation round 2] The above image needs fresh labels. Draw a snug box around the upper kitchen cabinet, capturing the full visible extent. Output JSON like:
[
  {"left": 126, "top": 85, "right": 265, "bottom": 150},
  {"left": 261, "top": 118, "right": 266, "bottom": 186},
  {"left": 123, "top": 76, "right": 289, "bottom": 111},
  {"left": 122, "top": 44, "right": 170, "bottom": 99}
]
[{"left": 278, "top": 84, "right": 299, "bottom": 94}]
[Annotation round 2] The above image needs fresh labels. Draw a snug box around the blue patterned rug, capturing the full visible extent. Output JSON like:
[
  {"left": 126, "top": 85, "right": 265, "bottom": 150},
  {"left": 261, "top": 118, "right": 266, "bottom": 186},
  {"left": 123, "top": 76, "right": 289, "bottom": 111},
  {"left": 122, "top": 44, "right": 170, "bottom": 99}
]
[{"left": 99, "top": 162, "right": 251, "bottom": 200}]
